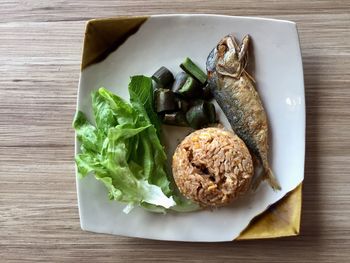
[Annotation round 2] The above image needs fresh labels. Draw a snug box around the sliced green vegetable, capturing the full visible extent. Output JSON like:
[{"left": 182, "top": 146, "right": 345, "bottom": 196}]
[
  {"left": 186, "top": 102, "right": 206, "bottom": 129},
  {"left": 152, "top": 66, "right": 174, "bottom": 88},
  {"left": 176, "top": 99, "right": 191, "bottom": 113},
  {"left": 162, "top": 112, "right": 188, "bottom": 127},
  {"left": 177, "top": 76, "right": 201, "bottom": 98},
  {"left": 186, "top": 100, "right": 216, "bottom": 129},
  {"left": 154, "top": 89, "right": 178, "bottom": 113},
  {"left": 206, "top": 101, "right": 216, "bottom": 123},
  {"left": 152, "top": 80, "right": 162, "bottom": 91},
  {"left": 201, "top": 83, "right": 213, "bottom": 100},
  {"left": 180, "top": 57, "right": 207, "bottom": 85},
  {"left": 173, "top": 71, "right": 203, "bottom": 99},
  {"left": 172, "top": 72, "right": 188, "bottom": 94}
]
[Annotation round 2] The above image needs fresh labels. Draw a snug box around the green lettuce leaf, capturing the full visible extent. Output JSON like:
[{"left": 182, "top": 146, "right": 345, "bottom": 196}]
[
  {"left": 128, "top": 75, "right": 161, "bottom": 134},
  {"left": 73, "top": 76, "right": 199, "bottom": 213}
]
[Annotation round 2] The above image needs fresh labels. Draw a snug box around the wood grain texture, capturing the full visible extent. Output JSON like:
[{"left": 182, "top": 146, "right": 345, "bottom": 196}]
[{"left": 0, "top": 1, "right": 349, "bottom": 262}]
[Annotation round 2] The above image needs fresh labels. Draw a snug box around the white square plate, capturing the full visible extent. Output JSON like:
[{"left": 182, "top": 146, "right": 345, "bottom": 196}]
[{"left": 76, "top": 14, "right": 305, "bottom": 242}]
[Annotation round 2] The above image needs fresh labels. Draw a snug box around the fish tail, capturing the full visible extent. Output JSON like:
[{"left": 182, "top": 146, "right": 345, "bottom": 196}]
[
  {"left": 265, "top": 167, "right": 281, "bottom": 191},
  {"left": 251, "top": 165, "right": 281, "bottom": 191}
]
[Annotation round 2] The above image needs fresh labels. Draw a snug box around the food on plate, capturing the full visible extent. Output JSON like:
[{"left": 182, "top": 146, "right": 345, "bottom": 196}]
[
  {"left": 172, "top": 72, "right": 188, "bottom": 94},
  {"left": 185, "top": 100, "right": 216, "bottom": 129},
  {"left": 180, "top": 57, "right": 207, "bottom": 85},
  {"left": 174, "top": 74, "right": 201, "bottom": 98},
  {"left": 206, "top": 34, "right": 280, "bottom": 190},
  {"left": 154, "top": 89, "right": 178, "bottom": 113},
  {"left": 152, "top": 59, "right": 217, "bottom": 129},
  {"left": 152, "top": 66, "right": 174, "bottom": 88},
  {"left": 176, "top": 98, "right": 191, "bottom": 113},
  {"left": 74, "top": 34, "right": 280, "bottom": 214},
  {"left": 162, "top": 112, "right": 188, "bottom": 127},
  {"left": 172, "top": 127, "right": 254, "bottom": 207},
  {"left": 73, "top": 75, "right": 198, "bottom": 213}
]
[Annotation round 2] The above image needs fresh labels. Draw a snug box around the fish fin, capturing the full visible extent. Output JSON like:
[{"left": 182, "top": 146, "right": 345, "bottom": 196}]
[
  {"left": 265, "top": 167, "right": 281, "bottom": 191},
  {"left": 243, "top": 70, "right": 256, "bottom": 83},
  {"left": 251, "top": 167, "right": 281, "bottom": 191}
]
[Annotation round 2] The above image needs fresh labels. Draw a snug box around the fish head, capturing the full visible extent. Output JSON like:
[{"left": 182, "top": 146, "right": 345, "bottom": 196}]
[{"left": 214, "top": 34, "right": 250, "bottom": 79}]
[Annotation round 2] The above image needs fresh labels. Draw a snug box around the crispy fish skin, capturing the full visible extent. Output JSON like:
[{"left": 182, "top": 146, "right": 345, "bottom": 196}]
[{"left": 206, "top": 34, "right": 281, "bottom": 190}]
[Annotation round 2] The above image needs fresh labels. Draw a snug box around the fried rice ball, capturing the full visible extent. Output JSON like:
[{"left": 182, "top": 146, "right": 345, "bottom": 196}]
[{"left": 172, "top": 127, "right": 253, "bottom": 207}]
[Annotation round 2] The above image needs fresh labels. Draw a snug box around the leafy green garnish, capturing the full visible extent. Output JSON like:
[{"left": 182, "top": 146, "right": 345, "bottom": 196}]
[
  {"left": 128, "top": 75, "right": 162, "bottom": 135},
  {"left": 73, "top": 75, "right": 199, "bottom": 213}
]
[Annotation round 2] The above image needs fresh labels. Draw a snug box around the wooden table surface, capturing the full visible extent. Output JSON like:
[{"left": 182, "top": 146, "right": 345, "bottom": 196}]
[{"left": 1, "top": 1, "right": 349, "bottom": 262}]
